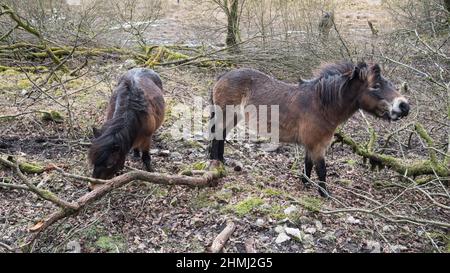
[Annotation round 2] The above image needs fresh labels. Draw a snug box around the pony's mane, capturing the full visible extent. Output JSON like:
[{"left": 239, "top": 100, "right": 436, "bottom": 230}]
[
  {"left": 89, "top": 75, "right": 149, "bottom": 166},
  {"left": 302, "top": 61, "right": 371, "bottom": 106}
]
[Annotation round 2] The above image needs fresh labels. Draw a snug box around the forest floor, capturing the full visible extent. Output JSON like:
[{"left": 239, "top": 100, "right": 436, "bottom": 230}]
[{"left": 0, "top": 0, "right": 449, "bottom": 253}]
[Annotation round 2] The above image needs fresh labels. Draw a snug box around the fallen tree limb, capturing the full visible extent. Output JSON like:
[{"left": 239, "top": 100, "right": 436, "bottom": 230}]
[
  {"left": 320, "top": 207, "right": 450, "bottom": 228},
  {"left": 334, "top": 126, "right": 449, "bottom": 177},
  {"left": 208, "top": 221, "right": 236, "bottom": 253},
  {"left": 0, "top": 157, "right": 77, "bottom": 209},
  {"left": 1, "top": 156, "right": 225, "bottom": 246}
]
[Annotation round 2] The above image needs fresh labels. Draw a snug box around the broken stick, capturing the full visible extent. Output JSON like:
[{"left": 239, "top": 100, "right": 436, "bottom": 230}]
[{"left": 209, "top": 221, "right": 236, "bottom": 253}]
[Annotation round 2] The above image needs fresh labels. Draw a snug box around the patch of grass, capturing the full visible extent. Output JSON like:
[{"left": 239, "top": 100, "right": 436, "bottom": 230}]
[
  {"left": 95, "top": 235, "right": 126, "bottom": 252},
  {"left": 0, "top": 69, "right": 21, "bottom": 76},
  {"left": 298, "top": 196, "right": 323, "bottom": 212},
  {"left": 260, "top": 203, "right": 286, "bottom": 220},
  {"left": 17, "top": 79, "right": 32, "bottom": 89},
  {"left": 346, "top": 159, "right": 357, "bottom": 166},
  {"left": 227, "top": 196, "right": 264, "bottom": 217},
  {"left": 65, "top": 78, "right": 84, "bottom": 89},
  {"left": 262, "top": 187, "right": 283, "bottom": 197}
]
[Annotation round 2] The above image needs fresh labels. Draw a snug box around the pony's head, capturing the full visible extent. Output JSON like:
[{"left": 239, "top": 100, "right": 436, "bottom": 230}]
[
  {"left": 88, "top": 127, "right": 127, "bottom": 180},
  {"left": 350, "top": 62, "right": 409, "bottom": 121}
]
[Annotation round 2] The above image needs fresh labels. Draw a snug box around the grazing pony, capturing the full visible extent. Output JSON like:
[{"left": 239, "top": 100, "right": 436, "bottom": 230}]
[
  {"left": 89, "top": 68, "right": 165, "bottom": 181},
  {"left": 209, "top": 61, "right": 409, "bottom": 196}
]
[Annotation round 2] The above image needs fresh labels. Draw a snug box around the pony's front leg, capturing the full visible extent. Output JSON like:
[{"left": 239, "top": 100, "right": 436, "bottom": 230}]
[
  {"left": 301, "top": 151, "right": 313, "bottom": 187},
  {"left": 314, "top": 158, "right": 329, "bottom": 197}
]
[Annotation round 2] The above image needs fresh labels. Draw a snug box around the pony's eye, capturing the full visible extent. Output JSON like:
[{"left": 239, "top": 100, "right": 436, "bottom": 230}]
[{"left": 373, "top": 83, "right": 381, "bottom": 89}]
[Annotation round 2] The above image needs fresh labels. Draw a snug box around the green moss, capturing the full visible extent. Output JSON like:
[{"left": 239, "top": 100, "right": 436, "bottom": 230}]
[
  {"left": 229, "top": 196, "right": 264, "bottom": 217},
  {"left": 184, "top": 140, "right": 204, "bottom": 149},
  {"left": 192, "top": 161, "right": 207, "bottom": 171},
  {"left": 209, "top": 162, "right": 227, "bottom": 178},
  {"left": 19, "top": 161, "right": 45, "bottom": 174},
  {"left": 65, "top": 78, "right": 84, "bottom": 89},
  {"left": 41, "top": 110, "right": 64, "bottom": 123},
  {"left": 260, "top": 203, "right": 285, "bottom": 220},
  {"left": 95, "top": 236, "right": 126, "bottom": 252},
  {"left": 298, "top": 196, "right": 322, "bottom": 212},
  {"left": 0, "top": 69, "right": 21, "bottom": 76},
  {"left": 165, "top": 50, "right": 189, "bottom": 61},
  {"left": 346, "top": 159, "right": 357, "bottom": 166},
  {"left": 40, "top": 190, "right": 57, "bottom": 200},
  {"left": 179, "top": 169, "right": 193, "bottom": 176},
  {"left": 17, "top": 79, "right": 32, "bottom": 89},
  {"left": 262, "top": 187, "right": 283, "bottom": 197}
]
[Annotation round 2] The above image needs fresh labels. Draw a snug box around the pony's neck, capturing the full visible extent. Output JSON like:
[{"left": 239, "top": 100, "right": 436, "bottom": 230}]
[
  {"left": 319, "top": 84, "right": 362, "bottom": 128},
  {"left": 102, "top": 109, "right": 141, "bottom": 155}
]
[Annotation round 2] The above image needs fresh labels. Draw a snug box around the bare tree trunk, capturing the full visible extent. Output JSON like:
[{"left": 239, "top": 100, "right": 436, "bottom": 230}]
[{"left": 225, "top": 0, "right": 240, "bottom": 49}]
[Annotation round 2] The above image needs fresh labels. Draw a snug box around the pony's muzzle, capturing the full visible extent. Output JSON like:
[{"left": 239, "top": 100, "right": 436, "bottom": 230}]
[{"left": 390, "top": 97, "right": 409, "bottom": 120}]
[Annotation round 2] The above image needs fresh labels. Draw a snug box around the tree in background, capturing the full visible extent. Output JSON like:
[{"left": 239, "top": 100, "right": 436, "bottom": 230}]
[{"left": 212, "top": 0, "right": 245, "bottom": 49}]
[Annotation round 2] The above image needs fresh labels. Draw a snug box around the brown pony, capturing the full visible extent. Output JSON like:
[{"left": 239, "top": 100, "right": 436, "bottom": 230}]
[
  {"left": 209, "top": 61, "right": 409, "bottom": 197},
  {"left": 89, "top": 68, "right": 165, "bottom": 181}
]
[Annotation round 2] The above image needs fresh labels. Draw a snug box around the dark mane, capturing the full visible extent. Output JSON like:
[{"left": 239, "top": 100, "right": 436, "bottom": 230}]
[
  {"left": 301, "top": 61, "right": 368, "bottom": 106},
  {"left": 88, "top": 75, "right": 149, "bottom": 166}
]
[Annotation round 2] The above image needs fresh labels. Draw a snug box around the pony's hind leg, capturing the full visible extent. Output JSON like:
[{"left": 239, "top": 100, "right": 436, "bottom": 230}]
[
  {"left": 301, "top": 150, "right": 313, "bottom": 187},
  {"left": 140, "top": 138, "right": 153, "bottom": 172},
  {"left": 133, "top": 148, "right": 140, "bottom": 159},
  {"left": 208, "top": 109, "right": 222, "bottom": 161}
]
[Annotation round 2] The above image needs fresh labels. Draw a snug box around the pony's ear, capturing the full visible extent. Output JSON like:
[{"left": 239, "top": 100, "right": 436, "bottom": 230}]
[
  {"left": 371, "top": 64, "right": 381, "bottom": 78},
  {"left": 92, "top": 127, "right": 101, "bottom": 138},
  {"left": 350, "top": 66, "right": 360, "bottom": 80},
  {"left": 357, "top": 61, "right": 367, "bottom": 69}
]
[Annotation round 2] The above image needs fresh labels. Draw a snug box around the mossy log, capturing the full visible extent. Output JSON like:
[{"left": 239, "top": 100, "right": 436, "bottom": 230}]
[
  {"left": 0, "top": 156, "right": 45, "bottom": 174},
  {"left": 334, "top": 127, "right": 449, "bottom": 178},
  {"left": 40, "top": 110, "right": 64, "bottom": 123},
  {"left": 1, "top": 41, "right": 232, "bottom": 70}
]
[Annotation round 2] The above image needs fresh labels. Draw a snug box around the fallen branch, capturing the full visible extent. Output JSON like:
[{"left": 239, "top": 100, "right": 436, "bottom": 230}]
[
  {"left": 208, "top": 221, "right": 236, "bottom": 253},
  {"left": 1, "top": 156, "right": 225, "bottom": 245},
  {"left": 320, "top": 207, "right": 450, "bottom": 228},
  {"left": 334, "top": 126, "right": 449, "bottom": 177}
]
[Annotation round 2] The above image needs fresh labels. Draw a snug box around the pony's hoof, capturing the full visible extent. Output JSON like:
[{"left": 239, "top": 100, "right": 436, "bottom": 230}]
[
  {"left": 132, "top": 151, "right": 140, "bottom": 160},
  {"left": 318, "top": 188, "right": 331, "bottom": 198},
  {"left": 144, "top": 164, "right": 154, "bottom": 172},
  {"left": 301, "top": 178, "right": 311, "bottom": 188}
]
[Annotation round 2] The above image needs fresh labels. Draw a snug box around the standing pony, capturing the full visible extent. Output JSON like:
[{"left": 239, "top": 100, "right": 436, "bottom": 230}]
[
  {"left": 89, "top": 68, "right": 165, "bottom": 181},
  {"left": 209, "top": 61, "right": 409, "bottom": 196}
]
